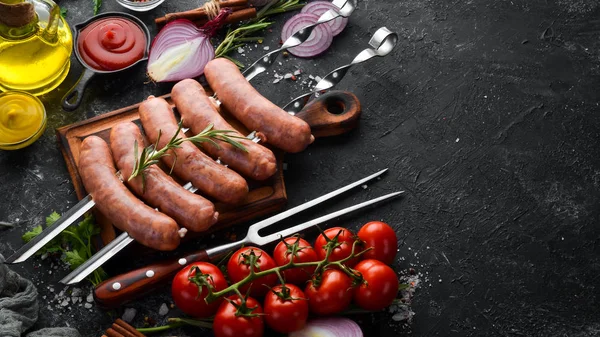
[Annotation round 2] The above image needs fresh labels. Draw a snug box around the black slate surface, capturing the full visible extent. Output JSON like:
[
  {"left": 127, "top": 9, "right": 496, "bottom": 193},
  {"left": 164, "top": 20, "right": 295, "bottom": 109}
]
[{"left": 1, "top": 0, "right": 600, "bottom": 336}]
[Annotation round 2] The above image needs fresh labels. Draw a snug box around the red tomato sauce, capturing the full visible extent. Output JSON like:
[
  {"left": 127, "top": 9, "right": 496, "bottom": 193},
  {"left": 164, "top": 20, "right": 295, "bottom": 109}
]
[{"left": 78, "top": 17, "right": 146, "bottom": 71}]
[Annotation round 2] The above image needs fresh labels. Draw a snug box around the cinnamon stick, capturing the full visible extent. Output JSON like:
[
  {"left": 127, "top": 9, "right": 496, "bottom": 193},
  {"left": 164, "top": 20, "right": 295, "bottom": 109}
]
[
  {"left": 156, "top": 5, "right": 248, "bottom": 26},
  {"left": 101, "top": 319, "right": 146, "bottom": 337},
  {"left": 115, "top": 319, "right": 146, "bottom": 337},
  {"left": 110, "top": 324, "right": 137, "bottom": 337},
  {"left": 105, "top": 328, "right": 124, "bottom": 337},
  {"left": 193, "top": 7, "right": 257, "bottom": 27},
  {"left": 155, "top": 0, "right": 248, "bottom": 27}
]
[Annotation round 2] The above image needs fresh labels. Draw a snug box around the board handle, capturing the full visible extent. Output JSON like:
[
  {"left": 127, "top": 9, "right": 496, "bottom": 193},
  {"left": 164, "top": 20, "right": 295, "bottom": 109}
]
[
  {"left": 93, "top": 249, "right": 209, "bottom": 308},
  {"left": 296, "top": 90, "right": 361, "bottom": 138}
]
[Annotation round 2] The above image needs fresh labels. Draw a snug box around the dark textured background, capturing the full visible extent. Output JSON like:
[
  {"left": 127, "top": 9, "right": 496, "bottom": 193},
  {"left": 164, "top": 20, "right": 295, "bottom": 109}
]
[{"left": 1, "top": 0, "right": 600, "bottom": 336}]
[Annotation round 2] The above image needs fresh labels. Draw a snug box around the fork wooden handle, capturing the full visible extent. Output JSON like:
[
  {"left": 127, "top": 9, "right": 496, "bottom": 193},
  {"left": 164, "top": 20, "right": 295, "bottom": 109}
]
[{"left": 94, "top": 249, "right": 209, "bottom": 308}]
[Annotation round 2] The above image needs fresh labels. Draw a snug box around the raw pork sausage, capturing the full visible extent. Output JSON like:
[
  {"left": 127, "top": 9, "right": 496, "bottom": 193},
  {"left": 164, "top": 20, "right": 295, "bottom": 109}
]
[
  {"left": 138, "top": 96, "right": 249, "bottom": 204},
  {"left": 110, "top": 122, "right": 219, "bottom": 232},
  {"left": 204, "top": 58, "right": 314, "bottom": 153},
  {"left": 172, "top": 79, "right": 277, "bottom": 181},
  {"left": 78, "top": 136, "right": 180, "bottom": 251}
]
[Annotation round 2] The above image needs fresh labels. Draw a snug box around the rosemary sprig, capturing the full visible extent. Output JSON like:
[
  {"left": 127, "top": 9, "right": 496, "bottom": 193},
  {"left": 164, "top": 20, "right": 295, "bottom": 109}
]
[
  {"left": 214, "top": 0, "right": 306, "bottom": 62},
  {"left": 215, "top": 20, "right": 273, "bottom": 58},
  {"left": 92, "top": 0, "right": 101, "bottom": 15},
  {"left": 187, "top": 123, "right": 248, "bottom": 152},
  {"left": 129, "top": 120, "right": 248, "bottom": 185},
  {"left": 258, "top": 0, "right": 305, "bottom": 17}
]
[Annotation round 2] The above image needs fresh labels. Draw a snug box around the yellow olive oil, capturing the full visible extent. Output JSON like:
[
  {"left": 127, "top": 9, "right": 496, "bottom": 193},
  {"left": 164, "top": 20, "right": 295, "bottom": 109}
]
[{"left": 0, "top": 0, "right": 72, "bottom": 95}]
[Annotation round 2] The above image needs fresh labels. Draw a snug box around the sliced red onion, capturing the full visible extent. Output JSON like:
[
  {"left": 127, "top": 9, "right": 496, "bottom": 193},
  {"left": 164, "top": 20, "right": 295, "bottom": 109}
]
[
  {"left": 281, "top": 13, "right": 333, "bottom": 58},
  {"left": 289, "top": 317, "right": 363, "bottom": 337},
  {"left": 301, "top": 1, "right": 348, "bottom": 36},
  {"left": 147, "top": 19, "right": 215, "bottom": 82}
]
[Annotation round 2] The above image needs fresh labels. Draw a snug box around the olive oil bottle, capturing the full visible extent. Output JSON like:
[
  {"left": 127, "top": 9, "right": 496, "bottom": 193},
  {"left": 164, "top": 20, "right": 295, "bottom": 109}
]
[{"left": 0, "top": 0, "right": 72, "bottom": 95}]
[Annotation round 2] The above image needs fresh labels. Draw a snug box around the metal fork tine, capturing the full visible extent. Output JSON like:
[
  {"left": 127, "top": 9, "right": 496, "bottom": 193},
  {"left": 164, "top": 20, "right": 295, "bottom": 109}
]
[
  {"left": 198, "top": 169, "right": 391, "bottom": 258},
  {"left": 253, "top": 191, "right": 404, "bottom": 245},
  {"left": 247, "top": 168, "right": 388, "bottom": 232}
]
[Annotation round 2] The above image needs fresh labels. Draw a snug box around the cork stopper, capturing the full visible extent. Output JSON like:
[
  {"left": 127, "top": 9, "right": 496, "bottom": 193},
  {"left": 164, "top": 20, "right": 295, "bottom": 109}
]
[{"left": 0, "top": 1, "right": 35, "bottom": 27}]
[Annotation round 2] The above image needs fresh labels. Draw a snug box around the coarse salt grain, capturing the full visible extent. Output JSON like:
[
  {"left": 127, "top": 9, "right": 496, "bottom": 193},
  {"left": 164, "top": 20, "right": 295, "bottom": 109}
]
[{"left": 159, "top": 303, "right": 169, "bottom": 316}]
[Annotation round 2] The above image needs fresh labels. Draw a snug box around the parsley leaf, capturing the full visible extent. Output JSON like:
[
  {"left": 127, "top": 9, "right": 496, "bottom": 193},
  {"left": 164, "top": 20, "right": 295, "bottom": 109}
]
[
  {"left": 21, "top": 211, "right": 107, "bottom": 286},
  {"left": 22, "top": 225, "right": 43, "bottom": 243},
  {"left": 46, "top": 211, "right": 60, "bottom": 226},
  {"left": 64, "top": 250, "right": 86, "bottom": 268}
]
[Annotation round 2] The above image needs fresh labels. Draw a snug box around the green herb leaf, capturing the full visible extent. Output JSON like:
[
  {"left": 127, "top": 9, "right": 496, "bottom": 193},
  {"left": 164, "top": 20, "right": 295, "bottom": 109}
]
[
  {"left": 60, "top": 7, "right": 67, "bottom": 18},
  {"left": 93, "top": 0, "right": 101, "bottom": 15},
  {"left": 22, "top": 225, "right": 43, "bottom": 243},
  {"left": 21, "top": 211, "right": 107, "bottom": 286},
  {"left": 64, "top": 250, "right": 86, "bottom": 269},
  {"left": 45, "top": 246, "right": 63, "bottom": 254},
  {"left": 46, "top": 211, "right": 60, "bottom": 226},
  {"left": 214, "top": 0, "right": 306, "bottom": 62},
  {"left": 129, "top": 121, "right": 247, "bottom": 182}
]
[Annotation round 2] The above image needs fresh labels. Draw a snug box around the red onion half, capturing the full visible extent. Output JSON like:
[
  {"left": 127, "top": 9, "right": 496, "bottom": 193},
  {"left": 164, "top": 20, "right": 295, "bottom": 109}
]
[
  {"left": 301, "top": 1, "right": 348, "bottom": 36},
  {"left": 289, "top": 317, "right": 363, "bottom": 337},
  {"left": 281, "top": 12, "right": 334, "bottom": 58},
  {"left": 147, "top": 19, "right": 215, "bottom": 82}
]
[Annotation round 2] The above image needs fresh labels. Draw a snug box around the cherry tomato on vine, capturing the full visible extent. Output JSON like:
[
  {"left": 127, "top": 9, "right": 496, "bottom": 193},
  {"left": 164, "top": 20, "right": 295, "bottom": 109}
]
[
  {"left": 263, "top": 284, "right": 309, "bottom": 333},
  {"left": 273, "top": 237, "right": 319, "bottom": 285},
  {"left": 304, "top": 269, "right": 353, "bottom": 315},
  {"left": 227, "top": 246, "right": 278, "bottom": 298},
  {"left": 357, "top": 221, "right": 398, "bottom": 265},
  {"left": 353, "top": 259, "right": 399, "bottom": 311},
  {"left": 213, "top": 295, "right": 264, "bottom": 337},
  {"left": 171, "top": 262, "right": 228, "bottom": 318},
  {"left": 314, "top": 227, "right": 360, "bottom": 267}
]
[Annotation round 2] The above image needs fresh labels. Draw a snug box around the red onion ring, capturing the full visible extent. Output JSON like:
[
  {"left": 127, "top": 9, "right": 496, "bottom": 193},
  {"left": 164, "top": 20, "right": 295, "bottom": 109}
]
[
  {"left": 281, "top": 13, "right": 334, "bottom": 58},
  {"left": 301, "top": 1, "right": 348, "bottom": 36}
]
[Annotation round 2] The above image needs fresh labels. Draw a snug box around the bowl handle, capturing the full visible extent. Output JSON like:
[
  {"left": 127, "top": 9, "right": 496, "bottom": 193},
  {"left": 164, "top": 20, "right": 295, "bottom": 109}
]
[{"left": 62, "top": 68, "right": 95, "bottom": 111}]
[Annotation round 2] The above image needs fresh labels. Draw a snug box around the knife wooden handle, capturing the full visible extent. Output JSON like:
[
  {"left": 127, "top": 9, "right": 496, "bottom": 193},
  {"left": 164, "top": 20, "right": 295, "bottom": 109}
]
[
  {"left": 297, "top": 90, "right": 361, "bottom": 138},
  {"left": 93, "top": 249, "right": 209, "bottom": 308}
]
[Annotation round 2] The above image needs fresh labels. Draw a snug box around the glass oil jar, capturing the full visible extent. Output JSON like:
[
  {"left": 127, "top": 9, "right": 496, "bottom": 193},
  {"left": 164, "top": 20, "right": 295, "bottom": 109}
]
[{"left": 0, "top": 0, "right": 73, "bottom": 96}]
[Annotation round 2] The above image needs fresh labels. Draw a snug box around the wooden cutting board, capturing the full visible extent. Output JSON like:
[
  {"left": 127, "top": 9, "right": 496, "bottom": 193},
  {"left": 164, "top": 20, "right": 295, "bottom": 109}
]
[{"left": 55, "top": 90, "right": 361, "bottom": 249}]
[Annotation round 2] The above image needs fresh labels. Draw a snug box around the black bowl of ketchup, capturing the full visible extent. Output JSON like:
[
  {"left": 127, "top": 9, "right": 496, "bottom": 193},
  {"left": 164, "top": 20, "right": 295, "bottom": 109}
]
[{"left": 62, "top": 12, "right": 150, "bottom": 111}]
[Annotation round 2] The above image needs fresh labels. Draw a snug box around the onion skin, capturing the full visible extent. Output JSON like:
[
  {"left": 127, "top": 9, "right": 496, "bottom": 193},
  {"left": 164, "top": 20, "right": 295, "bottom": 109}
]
[{"left": 289, "top": 317, "right": 363, "bottom": 337}]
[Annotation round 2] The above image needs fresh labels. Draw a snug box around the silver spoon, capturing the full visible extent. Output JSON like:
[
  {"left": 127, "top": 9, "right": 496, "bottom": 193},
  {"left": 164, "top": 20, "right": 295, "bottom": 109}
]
[
  {"left": 283, "top": 26, "right": 398, "bottom": 115},
  {"left": 242, "top": 0, "right": 356, "bottom": 82}
]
